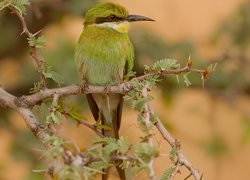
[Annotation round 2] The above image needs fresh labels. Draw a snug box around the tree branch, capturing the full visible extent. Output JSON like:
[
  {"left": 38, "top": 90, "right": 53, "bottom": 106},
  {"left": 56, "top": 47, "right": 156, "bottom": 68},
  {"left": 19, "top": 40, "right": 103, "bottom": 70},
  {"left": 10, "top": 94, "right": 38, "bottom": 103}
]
[
  {"left": 154, "top": 114, "right": 202, "bottom": 180},
  {"left": 141, "top": 85, "right": 156, "bottom": 180},
  {"left": 18, "top": 65, "right": 206, "bottom": 108},
  {"left": 0, "top": 87, "right": 49, "bottom": 143}
]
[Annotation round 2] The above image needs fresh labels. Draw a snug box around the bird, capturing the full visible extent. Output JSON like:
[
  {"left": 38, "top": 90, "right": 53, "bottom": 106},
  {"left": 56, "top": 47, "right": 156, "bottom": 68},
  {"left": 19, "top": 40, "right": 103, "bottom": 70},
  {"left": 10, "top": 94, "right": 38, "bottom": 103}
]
[{"left": 74, "top": 2, "right": 154, "bottom": 179}]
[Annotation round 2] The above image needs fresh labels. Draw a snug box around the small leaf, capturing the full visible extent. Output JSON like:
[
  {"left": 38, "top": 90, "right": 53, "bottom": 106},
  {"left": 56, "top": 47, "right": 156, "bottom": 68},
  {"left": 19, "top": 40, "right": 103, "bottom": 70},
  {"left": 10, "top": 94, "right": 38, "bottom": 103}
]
[
  {"left": 160, "top": 167, "right": 175, "bottom": 180},
  {"left": 46, "top": 110, "right": 62, "bottom": 124},
  {"left": 27, "top": 36, "right": 46, "bottom": 48},
  {"left": 11, "top": 0, "right": 30, "bottom": 15},
  {"left": 169, "top": 147, "right": 177, "bottom": 164},
  {"left": 150, "top": 112, "right": 158, "bottom": 124},
  {"left": 135, "top": 143, "right": 158, "bottom": 163},
  {"left": 29, "top": 82, "right": 41, "bottom": 93},
  {"left": 103, "top": 142, "right": 119, "bottom": 156},
  {"left": 43, "top": 70, "right": 63, "bottom": 84},
  {"left": 145, "top": 58, "right": 178, "bottom": 72},
  {"left": 117, "top": 137, "right": 129, "bottom": 153},
  {"left": 43, "top": 62, "right": 64, "bottom": 84},
  {"left": 125, "top": 71, "right": 136, "bottom": 80}
]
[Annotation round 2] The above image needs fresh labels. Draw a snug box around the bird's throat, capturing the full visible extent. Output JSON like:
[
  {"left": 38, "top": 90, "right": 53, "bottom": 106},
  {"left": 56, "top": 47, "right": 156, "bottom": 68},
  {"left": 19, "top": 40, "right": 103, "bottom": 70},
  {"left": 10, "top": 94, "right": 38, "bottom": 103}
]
[{"left": 94, "top": 21, "right": 130, "bottom": 33}]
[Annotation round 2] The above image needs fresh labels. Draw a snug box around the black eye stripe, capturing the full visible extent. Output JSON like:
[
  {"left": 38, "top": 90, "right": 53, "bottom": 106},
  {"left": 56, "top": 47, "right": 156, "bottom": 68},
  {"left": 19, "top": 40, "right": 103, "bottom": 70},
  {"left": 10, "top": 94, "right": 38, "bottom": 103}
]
[{"left": 96, "top": 15, "right": 124, "bottom": 24}]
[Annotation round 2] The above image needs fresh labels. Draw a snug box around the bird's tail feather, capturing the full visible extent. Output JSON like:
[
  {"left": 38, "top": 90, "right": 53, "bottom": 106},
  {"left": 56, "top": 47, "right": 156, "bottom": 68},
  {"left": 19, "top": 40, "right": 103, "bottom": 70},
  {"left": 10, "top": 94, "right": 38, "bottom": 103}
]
[
  {"left": 88, "top": 94, "right": 126, "bottom": 180},
  {"left": 101, "top": 108, "right": 126, "bottom": 180}
]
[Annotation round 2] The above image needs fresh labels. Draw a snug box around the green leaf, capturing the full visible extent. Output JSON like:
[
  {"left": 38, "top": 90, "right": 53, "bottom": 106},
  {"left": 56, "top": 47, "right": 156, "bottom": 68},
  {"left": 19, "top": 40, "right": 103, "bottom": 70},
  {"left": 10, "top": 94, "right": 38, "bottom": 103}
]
[
  {"left": 93, "top": 136, "right": 116, "bottom": 145},
  {"left": 27, "top": 36, "right": 46, "bottom": 48},
  {"left": 169, "top": 147, "right": 177, "bottom": 164},
  {"left": 29, "top": 82, "right": 41, "bottom": 93},
  {"left": 133, "top": 95, "right": 154, "bottom": 112},
  {"left": 11, "top": 0, "right": 30, "bottom": 15},
  {"left": 150, "top": 112, "right": 158, "bottom": 124},
  {"left": 145, "top": 58, "right": 178, "bottom": 72},
  {"left": 88, "top": 161, "right": 109, "bottom": 172},
  {"left": 43, "top": 62, "right": 64, "bottom": 84},
  {"left": 46, "top": 111, "right": 62, "bottom": 124},
  {"left": 58, "top": 165, "right": 81, "bottom": 180},
  {"left": 117, "top": 137, "right": 129, "bottom": 153},
  {"left": 43, "top": 70, "right": 63, "bottom": 84},
  {"left": 43, "top": 135, "right": 64, "bottom": 159},
  {"left": 103, "top": 142, "right": 119, "bottom": 156},
  {"left": 160, "top": 167, "right": 175, "bottom": 180},
  {"left": 137, "top": 115, "right": 153, "bottom": 133},
  {"left": 135, "top": 143, "right": 158, "bottom": 163},
  {"left": 130, "top": 165, "right": 145, "bottom": 176},
  {"left": 124, "top": 70, "right": 136, "bottom": 80}
]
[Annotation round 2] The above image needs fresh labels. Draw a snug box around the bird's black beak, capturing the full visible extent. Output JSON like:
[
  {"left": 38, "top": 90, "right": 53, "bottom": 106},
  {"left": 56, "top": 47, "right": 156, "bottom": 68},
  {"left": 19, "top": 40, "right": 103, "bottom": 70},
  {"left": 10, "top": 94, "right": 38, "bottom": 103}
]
[{"left": 126, "top": 15, "right": 155, "bottom": 22}]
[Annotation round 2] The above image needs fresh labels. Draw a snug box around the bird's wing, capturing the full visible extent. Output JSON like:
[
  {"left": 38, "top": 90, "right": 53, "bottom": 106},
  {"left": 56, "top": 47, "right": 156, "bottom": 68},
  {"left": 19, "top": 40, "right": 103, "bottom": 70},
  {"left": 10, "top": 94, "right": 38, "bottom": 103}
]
[
  {"left": 124, "top": 42, "right": 135, "bottom": 78},
  {"left": 86, "top": 94, "right": 99, "bottom": 121}
]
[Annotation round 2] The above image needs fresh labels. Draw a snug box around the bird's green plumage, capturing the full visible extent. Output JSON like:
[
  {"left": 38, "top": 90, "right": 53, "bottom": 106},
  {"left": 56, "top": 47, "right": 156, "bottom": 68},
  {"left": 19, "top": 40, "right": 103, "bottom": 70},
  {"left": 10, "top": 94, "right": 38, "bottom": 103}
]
[
  {"left": 84, "top": 2, "right": 128, "bottom": 26},
  {"left": 75, "top": 26, "right": 134, "bottom": 86}
]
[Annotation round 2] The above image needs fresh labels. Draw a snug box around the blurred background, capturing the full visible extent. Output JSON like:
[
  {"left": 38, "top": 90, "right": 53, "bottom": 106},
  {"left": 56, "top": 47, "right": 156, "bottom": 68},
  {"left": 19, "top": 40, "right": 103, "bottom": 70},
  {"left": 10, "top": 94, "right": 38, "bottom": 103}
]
[{"left": 0, "top": 0, "right": 250, "bottom": 179}]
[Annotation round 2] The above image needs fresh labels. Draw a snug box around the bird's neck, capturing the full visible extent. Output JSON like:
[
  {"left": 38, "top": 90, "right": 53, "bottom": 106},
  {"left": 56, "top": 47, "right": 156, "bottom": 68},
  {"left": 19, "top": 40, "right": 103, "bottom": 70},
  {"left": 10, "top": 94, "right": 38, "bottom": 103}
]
[{"left": 88, "top": 22, "right": 130, "bottom": 33}]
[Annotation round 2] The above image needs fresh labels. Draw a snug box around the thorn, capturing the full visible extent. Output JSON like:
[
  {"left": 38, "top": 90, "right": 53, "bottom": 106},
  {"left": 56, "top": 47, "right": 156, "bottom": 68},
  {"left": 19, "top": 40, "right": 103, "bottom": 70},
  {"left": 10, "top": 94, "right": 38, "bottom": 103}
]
[
  {"left": 174, "top": 139, "right": 181, "bottom": 150},
  {"left": 79, "top": 79, "right": 88, "bottom": 93},
  {"left": 202, "top": 69, "right": 209, "bottom": 80},
  {"left": 33, "top": 29, "right": 43, "bottom": 36},
  {"left": 20, "top": 30, "right": 26, "bottom": 35},
  {"left": 187, "top": 55, "right": 192, "bottom": 68}
]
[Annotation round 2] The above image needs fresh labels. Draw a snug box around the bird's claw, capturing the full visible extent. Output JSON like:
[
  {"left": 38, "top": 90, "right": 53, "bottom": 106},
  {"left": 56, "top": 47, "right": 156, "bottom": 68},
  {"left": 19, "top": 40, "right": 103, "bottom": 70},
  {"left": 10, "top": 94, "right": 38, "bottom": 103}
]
[
  {"left": 79, "top": 79, "right": 89, "bottom": 93},
  {"left": 104, "top": 84, "right": 111, "bottom": 94}
]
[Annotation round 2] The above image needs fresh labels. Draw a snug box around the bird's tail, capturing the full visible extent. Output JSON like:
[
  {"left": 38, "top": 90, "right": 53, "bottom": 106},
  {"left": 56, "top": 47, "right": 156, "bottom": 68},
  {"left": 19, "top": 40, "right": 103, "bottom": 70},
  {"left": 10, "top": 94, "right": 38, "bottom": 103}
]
[
  {"left": 87, "top": 94, "right": 126, "bottom": 180},
  {"left": 101, "top": 96, "right": 126, "bottom": 180}
]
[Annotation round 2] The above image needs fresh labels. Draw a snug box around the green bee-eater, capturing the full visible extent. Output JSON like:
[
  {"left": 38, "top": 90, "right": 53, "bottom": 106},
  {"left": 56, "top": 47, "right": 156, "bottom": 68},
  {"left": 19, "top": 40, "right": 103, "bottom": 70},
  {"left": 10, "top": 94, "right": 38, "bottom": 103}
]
[{"left": 74, "top": 2, "right": 153, "bottom": 179}]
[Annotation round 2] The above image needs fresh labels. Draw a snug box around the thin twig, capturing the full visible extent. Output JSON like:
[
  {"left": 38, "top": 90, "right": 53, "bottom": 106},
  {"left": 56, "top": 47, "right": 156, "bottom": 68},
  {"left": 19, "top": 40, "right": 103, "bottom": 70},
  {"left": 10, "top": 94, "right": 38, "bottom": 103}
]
[
  {"left": 170, "top": 163, "right": 181, "bottom": 180},
  {"left": 66, "top": 115, "right": 102, "bottom": 136},
  {"left": 20, "top": 66, "right": 206, "bottom": 107},
  {"left": 153, "top": 114, "right": 201, "bottom": 180},
  {"left": 11, "top": 8, "right": 46, "bottom": 88}
]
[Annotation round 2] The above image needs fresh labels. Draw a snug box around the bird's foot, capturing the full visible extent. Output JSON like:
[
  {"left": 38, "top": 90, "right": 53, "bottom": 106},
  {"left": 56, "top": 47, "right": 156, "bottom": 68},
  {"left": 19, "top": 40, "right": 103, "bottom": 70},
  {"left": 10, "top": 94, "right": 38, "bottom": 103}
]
[
  {"left": 104, "top": 84, "right": 112, "bottom": 94},
  {"left": 79, "top": 79, "right": 89, "bottom": 93}
]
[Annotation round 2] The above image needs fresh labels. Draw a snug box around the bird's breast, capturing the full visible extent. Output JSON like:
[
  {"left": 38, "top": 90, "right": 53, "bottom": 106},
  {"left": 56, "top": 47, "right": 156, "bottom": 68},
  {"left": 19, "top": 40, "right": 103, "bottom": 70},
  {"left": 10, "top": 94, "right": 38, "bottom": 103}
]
[{"left": 75, "top": 27, "right": 133, "bottom": 86}]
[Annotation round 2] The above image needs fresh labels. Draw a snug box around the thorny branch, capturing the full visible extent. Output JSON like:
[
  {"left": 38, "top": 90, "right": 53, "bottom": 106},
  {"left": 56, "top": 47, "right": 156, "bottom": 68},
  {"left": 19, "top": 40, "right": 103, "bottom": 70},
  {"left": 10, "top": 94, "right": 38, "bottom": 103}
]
[
  {"left": 11, "top": 7, "right": 46, "bottom": 88},
  {"left": 18, "top": 66, "right": 207, "bottom": 108},
  {"left": 154, "top": 114, "right": 202, "bottom": 179},
  {"left": 141, "top": 85, "right": 156, "bottom": 180},
  {"left": 170, "top": 163, "right": 181, "bottom": 180}
]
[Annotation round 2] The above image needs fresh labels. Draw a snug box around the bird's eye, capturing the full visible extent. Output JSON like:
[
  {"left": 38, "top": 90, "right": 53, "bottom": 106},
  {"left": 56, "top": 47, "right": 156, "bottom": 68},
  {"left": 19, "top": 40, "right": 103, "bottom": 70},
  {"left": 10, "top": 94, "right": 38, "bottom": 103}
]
[{"left": 109, "top": 15, "right": 116, "bottom": 20}]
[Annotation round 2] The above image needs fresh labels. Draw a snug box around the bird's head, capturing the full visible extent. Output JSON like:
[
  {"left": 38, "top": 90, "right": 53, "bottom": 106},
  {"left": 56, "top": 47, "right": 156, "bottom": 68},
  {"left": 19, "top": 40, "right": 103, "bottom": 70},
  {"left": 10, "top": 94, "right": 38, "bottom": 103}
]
[{"left": 84, "top": 2, "right": 154, "bottom": 33}]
